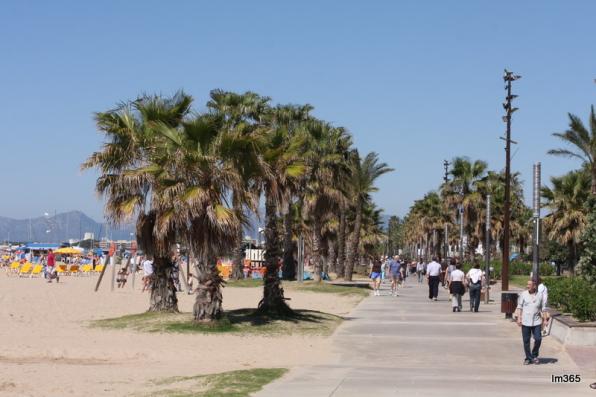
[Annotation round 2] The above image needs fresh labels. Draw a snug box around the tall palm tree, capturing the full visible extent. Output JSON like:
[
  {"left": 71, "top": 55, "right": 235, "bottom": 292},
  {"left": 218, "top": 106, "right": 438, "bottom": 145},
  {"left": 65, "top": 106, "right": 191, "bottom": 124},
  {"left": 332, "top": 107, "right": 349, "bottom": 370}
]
[
  {"left": 445, "top": 157, "right": 488, "bottom": 259},
  {"left": 157, "top": 111, "right": 250, "bottom": 321},
  {"left": 206, "top": 90, "right": 270, "bottom": 280},
  {"left": 343, "top": 152, "right": 393, "bottom": 281},
  {"left": 82, "top": 92, "right": 194, "bottom": 312},
  {"left": 303, "top": 121, "right": 351, "bottom": 282},
  {"left": 548, "top": 106, "right": 596, "bottom": 194},
  {"left": 541, "top": 169, "right": 590, "bottom": 274},
  {"left": 257, "top": 106, "right": 309, "bottom": 315}
]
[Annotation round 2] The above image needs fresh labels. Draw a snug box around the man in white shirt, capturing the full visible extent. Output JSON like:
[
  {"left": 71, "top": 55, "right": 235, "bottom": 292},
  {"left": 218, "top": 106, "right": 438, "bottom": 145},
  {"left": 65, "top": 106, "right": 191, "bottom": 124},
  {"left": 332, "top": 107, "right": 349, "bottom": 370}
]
[
  {"left": 515, "top": 279, "right": 545, "bottom": 365},
  {"left": 426, "top": 257, "right": 442, "bottom": 301},
  {"left": 466, "top": 263, "right": 484, "bottom": 312}
]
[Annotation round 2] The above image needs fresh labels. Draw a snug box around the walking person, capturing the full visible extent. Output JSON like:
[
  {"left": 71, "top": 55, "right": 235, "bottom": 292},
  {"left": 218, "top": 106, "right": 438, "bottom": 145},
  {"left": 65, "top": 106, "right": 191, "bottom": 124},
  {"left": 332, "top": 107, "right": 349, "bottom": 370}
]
[
  {"left": 426, "top": 257, "right": 441, "bottom": 301},
  {"left": 536, "top": 276, "right": 550, "bottom": 336},
  {"left": 389, "top": 256, "right": 401, "bottom": 296},
  {"left": 449, "top": 263, "right": 465, "bottom": 312},
  {"left": 370, "top": 258, "right": 382, "bottom": 296},
  {"left": 415, "top": 260, "right": 424, "bottom": 283},
  {"left": 466, "top": 263, "right": 484, "bottom": 312},
  {"left": 46, "top": 249, "right": 59, "bottom": 283},
  {"left": 515, "top": 279, "right": 546, "bottom": 365}
]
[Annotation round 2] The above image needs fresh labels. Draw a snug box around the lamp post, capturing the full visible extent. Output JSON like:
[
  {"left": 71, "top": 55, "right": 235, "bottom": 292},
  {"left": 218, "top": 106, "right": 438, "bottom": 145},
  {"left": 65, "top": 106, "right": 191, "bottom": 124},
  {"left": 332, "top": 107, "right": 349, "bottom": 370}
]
[
  {"left": 532, "top": 163, "right": 541, "bottom": 283},
  {"left": 501, "top": 69, "right": 521, "bottom": 291},
  {"left": 485, "top": 194, "right": 491, "bottom": 304},
  {"left": 443, "top": 160, "right": 450, "bottom": 262}
]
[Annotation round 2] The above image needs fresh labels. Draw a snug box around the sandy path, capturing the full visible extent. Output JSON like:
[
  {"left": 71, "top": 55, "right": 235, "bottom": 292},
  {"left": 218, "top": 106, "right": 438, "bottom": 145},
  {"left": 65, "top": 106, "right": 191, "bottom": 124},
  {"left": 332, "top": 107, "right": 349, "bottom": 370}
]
[{"left": 0, "top": 272, "right": 361, "bottom": 397}]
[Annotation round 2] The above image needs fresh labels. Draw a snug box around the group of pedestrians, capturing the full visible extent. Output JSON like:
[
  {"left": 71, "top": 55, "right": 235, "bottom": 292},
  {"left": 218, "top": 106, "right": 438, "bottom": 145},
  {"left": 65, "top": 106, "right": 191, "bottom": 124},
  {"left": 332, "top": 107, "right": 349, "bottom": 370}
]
[{"left": 370, "top": 255, "right": 407, "bottom": 296}]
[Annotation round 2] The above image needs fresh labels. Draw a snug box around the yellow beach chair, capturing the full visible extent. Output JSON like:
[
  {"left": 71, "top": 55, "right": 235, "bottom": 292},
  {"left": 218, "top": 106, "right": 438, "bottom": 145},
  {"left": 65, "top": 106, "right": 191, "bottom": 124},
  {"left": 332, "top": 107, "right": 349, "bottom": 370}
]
[
  {"left": 56, "top": 264, "right": 68, "bottom": 276},
  {"left": 69, "top": 264, "right": 80, "bottom": 276},
  {"left": 8, "top": 262, "right": 21, "bottom": 276},
  {"left": 30, "top": 264, "right": 43, "bottom": 278},
  {"left": 19, "top": 263, "right": 33, "bottom": 277},
  {"left": 94, "top": 264, "right": 104, "bottom": 274},
  {"left": 80, "top": 264, "right": 92, "bottom": 276}
]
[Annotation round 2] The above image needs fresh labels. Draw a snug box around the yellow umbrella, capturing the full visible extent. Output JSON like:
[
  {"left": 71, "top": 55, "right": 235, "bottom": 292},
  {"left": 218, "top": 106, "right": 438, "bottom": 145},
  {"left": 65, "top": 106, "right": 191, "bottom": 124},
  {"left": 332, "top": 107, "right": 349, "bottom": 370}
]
[{"left": 54, "top": 247, "right": 82, "bottom": 255}]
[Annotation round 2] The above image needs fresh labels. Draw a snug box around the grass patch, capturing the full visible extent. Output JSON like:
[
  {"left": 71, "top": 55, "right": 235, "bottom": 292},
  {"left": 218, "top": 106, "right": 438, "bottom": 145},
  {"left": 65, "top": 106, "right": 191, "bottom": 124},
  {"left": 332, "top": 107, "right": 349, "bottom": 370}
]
[
  {"left": 225, "top": 278, "right": 263, "bottom": 288},
  {"left": 91, "top": 308, "right": 343, "bottom": 336},
  {"left": 144, "top": 368, "right": 287, "bottom": 397},
  {"left": 289, "top": 281, "right": 371, "bottom": 297},
  {"left": 226, "top": 278, "right": 371, "bottom": 298}
]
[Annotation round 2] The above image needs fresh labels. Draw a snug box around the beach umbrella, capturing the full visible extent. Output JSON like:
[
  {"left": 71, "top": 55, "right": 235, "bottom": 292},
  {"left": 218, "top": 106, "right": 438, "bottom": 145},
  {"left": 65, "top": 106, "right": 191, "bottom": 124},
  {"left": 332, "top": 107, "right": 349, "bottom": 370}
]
[{"left": 55, "top": 247, "right": 82, "bottom": 255}]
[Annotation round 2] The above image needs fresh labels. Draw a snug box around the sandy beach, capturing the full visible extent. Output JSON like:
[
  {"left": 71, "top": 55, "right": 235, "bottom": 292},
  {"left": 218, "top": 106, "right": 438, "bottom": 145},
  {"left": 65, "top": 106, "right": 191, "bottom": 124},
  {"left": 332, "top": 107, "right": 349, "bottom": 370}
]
[{"left": 0, "top": 273, "right": 362, "bottom": 397}]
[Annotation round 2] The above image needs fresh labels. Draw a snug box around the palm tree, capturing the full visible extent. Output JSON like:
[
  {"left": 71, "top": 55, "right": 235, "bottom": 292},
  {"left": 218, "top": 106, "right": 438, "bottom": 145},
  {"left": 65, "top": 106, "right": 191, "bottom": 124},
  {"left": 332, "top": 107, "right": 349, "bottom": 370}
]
[
  {"left": 343, "top": 152, "right": 393, "bottom": 281},
  {"left": 445, "top": 157, "right": 488, "bottom": 259},
  {"left": 206, "top": 90, "right": 270, "bottom": 280},
  {"left": 548, "top": 106, "right": 596, "bottom": 195},
  {"left": 82, "top": 92, "right": 194, "bottom": 312},
  {"left": 303, "top": 121, "right": 352, "bottom": 282},
  {"left": 541, "top": 169, "right": 590, "bottom": 274},
  {"left": 157, "top": 111, "right": 251, "bottom": 321},
  {"left": 257, "top": 106, "right": 310, "bottom": 315}
]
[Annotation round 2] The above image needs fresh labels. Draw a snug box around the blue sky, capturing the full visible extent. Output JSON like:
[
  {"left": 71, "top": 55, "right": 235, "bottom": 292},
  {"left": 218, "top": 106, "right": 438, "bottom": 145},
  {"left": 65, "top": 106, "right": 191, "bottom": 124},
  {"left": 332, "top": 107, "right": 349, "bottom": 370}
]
[{"left": 1, "top": 0, "right": 595, "bottom": 221}]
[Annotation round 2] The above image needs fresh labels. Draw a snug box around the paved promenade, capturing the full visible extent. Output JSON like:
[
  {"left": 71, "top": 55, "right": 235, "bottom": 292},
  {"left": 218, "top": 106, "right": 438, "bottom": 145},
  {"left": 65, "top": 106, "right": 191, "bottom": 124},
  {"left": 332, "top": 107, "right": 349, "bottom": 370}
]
[{"left": 256, "top": 277, "right": 592, "bottom": 396}]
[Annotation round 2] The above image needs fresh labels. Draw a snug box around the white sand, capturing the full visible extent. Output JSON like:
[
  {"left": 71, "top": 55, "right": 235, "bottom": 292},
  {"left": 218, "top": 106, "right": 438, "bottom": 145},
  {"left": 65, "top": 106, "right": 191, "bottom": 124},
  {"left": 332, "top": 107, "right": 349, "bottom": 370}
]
[{"left": 0, "top": 271, "right": 361, "bottom": 397}]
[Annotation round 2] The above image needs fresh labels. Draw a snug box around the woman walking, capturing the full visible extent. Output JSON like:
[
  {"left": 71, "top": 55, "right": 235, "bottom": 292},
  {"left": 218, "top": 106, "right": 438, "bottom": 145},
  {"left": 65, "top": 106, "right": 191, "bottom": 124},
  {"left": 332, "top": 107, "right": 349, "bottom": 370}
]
[{"left": 449, "top": 263, "right": 465, "bottom": 312}]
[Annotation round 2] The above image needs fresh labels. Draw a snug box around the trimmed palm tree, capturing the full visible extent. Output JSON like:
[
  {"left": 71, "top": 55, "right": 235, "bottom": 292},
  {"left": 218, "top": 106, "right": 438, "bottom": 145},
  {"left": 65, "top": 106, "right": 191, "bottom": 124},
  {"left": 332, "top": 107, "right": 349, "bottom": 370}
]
[
  {"left": 343, "top": 152, "right": 393, "bottom": 281},
  {"left": 548, "top": 106, "right": 596, "bottom": 195},
  {"left": 82, "top": 92, "right": 194, "bottom": 312},
  {"left": 541, "top": 169, "right": 590, "bottom": 275}
]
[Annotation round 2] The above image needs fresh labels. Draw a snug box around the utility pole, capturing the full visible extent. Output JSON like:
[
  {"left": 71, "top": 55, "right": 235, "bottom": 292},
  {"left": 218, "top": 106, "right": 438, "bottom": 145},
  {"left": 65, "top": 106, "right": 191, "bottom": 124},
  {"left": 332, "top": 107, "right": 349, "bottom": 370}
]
[
  {"left": 501, "top": 69, "right": 521, "bottom": 292},
  {"left": 485, "top": 194, "right": 491, "bottom": 304},
  {"left": 443, "top": 160, "right": 450, "bottom": 262},
  {"left": 532, "top": 163, "right": 541, "bottom": 283}
]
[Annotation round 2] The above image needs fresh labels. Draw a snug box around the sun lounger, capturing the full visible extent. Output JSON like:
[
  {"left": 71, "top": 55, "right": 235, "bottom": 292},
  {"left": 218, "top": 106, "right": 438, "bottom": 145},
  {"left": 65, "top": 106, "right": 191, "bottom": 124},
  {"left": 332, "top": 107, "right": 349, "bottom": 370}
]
[
  {"left": 94, "top": 264, "right": 104, "bottom": 274},
  {"left": 18, "top": 263, "right": 33, "bottom": 277},
  {"left": 56, "top": 264, "right": 68, "bottom": 275},
  {"left": 80, "top": 264, "right": 92, "bottom": 276},
  {"left": 30, "top": 264, "right": 43, "bottom": 278},
  {"left": 7, "top": 262, "right": 20, "bottom": 276},
  {"left": 69, "top": 265, "right": 80, "bottom": 276}
]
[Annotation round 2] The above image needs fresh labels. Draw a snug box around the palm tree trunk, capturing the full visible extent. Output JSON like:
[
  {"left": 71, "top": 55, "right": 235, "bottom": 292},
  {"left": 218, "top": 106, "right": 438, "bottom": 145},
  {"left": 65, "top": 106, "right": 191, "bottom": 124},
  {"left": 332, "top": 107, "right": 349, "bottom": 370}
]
[
  {"left": 148, "top": 256, "right": 179, "bottom": 312},
  {"left": 312, "top": 217, "right": 323, "bottom": 282},
  {"left": 258, "top": 193, "right": 293, "bottom": 315},
  {"left": 230, "top": 201, "right": 244, "bottom": 280},
  {"left": 282, "top": 202, "right": 296, "bottom": 280},
  {"left": 328, "top": 242, "right": 337, "bottom": 275},
  {"left": 592, "top": 164, "right": 596, "bottom": 195},
  {"left": 193, "top": 254, "right": 224, "bottom": 321},
  {"left": 344, "top": 203, "right": 362, "bottom": 281},
  {"left": 336, "top": 210, "right": 347, "bottom": 278}
]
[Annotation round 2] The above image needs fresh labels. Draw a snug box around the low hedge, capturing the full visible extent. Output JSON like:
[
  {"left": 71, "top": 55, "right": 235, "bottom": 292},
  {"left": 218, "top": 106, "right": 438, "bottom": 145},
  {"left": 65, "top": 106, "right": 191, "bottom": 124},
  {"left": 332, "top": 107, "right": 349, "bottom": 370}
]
[
  {"left": 462, "top": 260, "right": 554, "bottom": 279},
  {"left": 543, "top": 277, "right": 596, "bottom": 322}
]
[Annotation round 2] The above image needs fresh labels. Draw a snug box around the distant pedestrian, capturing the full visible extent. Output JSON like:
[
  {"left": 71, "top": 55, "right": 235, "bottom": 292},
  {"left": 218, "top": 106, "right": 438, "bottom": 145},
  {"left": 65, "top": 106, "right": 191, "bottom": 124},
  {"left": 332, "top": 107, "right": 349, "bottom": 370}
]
[
  {"left": 466, "top": 263, "right": 484, "bottom": 312},
  {"left": 370, "top": 259, "right": 382, "bottom": 296},
  {"left": 416, "top": 260, "right": 425, "bottom": 283},
  {"left": 449, "top": 263, "right": 465, "bottom": 312},
  {"left": 426, "top": 257, "right": 441, "bottom": 301},
  {"left": 389, "top": 256, "right": 401, "bottom": 296},
  {"left": 515, "top": 280, "right": 545, "bottom": 365}
]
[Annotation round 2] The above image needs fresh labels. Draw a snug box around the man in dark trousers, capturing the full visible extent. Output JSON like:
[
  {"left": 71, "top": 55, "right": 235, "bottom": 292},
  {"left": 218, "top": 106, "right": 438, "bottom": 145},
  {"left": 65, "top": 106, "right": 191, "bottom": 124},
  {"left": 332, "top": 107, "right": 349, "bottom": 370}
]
[{"left": 426, "top": 257, "right": 441, "bottom": 301}]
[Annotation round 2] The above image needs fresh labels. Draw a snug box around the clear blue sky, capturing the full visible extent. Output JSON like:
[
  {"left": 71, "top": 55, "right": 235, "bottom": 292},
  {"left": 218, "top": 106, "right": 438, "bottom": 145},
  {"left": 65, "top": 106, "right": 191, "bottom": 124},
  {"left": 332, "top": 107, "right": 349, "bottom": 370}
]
[{"left": 1, "top": 0, "right": 595, "bottom": 221}]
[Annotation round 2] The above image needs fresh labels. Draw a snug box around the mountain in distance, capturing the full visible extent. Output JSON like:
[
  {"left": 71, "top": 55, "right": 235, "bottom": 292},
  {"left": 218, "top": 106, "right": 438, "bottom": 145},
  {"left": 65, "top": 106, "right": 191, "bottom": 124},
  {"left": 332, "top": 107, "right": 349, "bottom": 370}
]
[
  {"left": 0, "top": 210, "right": 395, "bottom": 244},
  {"left": 0, "top": 211, "right": 135, "bottom": 243}
]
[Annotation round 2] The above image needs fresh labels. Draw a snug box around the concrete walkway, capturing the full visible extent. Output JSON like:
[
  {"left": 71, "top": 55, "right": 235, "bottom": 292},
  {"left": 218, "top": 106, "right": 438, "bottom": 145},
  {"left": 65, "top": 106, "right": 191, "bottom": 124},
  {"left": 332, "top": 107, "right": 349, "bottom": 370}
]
[{"left": 256, "top": 277, "right": 592, "bottom": 396}]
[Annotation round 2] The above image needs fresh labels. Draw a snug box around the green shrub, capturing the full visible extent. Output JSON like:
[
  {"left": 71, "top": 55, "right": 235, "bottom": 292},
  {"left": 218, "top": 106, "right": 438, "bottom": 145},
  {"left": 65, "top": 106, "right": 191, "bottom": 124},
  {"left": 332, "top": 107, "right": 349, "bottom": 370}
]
[{"left": 544, "top": 277, "right": 596, "bottom": 322}]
